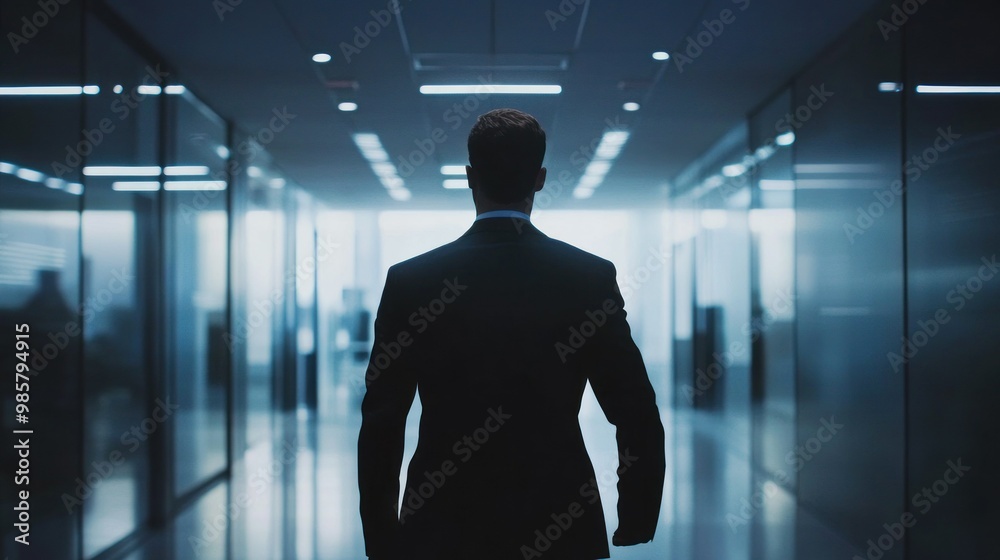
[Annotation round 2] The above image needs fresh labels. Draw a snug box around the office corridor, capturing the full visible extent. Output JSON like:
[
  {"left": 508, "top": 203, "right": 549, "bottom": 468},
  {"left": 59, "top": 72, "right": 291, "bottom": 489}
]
[{"left": 2, "top": 0, "right": 999, "bottom": 559}]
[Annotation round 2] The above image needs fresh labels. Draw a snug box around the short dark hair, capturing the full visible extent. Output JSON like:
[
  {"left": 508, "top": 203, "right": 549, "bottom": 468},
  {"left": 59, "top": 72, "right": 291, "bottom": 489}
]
[{"left": 467, "top": 109, "right": 546, "bottom": 204}]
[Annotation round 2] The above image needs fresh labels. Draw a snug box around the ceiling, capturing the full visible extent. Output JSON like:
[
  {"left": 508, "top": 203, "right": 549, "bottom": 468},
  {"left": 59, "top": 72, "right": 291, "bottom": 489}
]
[{"left": 104, "top": 0, "right": 881, "bottom": 209}]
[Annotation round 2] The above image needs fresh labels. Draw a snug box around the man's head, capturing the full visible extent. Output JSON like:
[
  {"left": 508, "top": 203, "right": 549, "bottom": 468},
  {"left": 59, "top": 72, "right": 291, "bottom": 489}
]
[{"left": 467, "top": 109, "right": 547, "bottom": 208}]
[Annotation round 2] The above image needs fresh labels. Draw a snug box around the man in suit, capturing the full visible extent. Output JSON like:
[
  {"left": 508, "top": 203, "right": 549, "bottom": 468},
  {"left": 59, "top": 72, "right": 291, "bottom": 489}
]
[{"left": 358, "top": 108, "right": 665, "bottom": 559}]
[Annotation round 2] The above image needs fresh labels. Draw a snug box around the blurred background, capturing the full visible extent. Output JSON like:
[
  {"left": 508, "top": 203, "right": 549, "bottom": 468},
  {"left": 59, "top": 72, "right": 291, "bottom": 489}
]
[{"left": 1, "top": 0, "right": 998, "bottom": 558}]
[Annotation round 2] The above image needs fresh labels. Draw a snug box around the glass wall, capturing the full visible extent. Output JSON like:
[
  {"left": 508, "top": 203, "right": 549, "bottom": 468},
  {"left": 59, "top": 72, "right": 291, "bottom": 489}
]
[
  {"left": 164, "top": 87, "right": 229, "bottom": 499},
  {"left": 1, "top": 1, "right": 85, "bottom": 558},
  {"left": 79, "top": 11, "right": 163, "bottom": 557},
  {"left": 905, "top": 0, "right": 1000, "bottom": 556},
  {"left": 667, "top": 0, "right": 1000, "bottom": 557},
  {"left": 1, "top": 3, "right": 320, "bottom": 558}
]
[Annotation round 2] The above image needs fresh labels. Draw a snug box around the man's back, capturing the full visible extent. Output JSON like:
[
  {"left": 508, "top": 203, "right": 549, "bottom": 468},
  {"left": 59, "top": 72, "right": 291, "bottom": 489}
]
[{"left": 358, "top": 217, "right": 665, "bottom": 560}]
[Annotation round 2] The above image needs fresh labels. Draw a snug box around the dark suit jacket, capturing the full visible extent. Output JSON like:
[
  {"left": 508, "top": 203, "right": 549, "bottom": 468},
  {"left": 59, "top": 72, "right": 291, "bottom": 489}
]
[{"left": 358, "top": 217, "right": 665, "bottom": 560}]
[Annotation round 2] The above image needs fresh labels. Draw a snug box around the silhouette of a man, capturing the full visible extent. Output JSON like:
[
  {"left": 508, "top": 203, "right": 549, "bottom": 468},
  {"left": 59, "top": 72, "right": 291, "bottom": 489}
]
[{"left": 358, "top": 108, "right": 665, "bottom": 560}]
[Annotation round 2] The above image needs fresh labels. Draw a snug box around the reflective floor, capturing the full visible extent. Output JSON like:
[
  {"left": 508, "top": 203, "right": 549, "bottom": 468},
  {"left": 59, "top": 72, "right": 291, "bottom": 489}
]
[{"left": 118, "top": 361, "right": 861, "bottom": 560}]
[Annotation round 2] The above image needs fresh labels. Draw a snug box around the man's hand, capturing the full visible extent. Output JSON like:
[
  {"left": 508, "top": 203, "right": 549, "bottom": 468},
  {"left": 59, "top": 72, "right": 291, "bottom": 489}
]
[{"left": 612, "top": 530, "right": 652, "bottom": 547}]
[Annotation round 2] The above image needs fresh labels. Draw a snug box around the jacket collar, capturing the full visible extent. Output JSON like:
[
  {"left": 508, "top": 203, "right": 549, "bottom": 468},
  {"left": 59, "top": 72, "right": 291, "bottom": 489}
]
[{"left": 460, "top": 216, "right": 546, "bottom": 239}]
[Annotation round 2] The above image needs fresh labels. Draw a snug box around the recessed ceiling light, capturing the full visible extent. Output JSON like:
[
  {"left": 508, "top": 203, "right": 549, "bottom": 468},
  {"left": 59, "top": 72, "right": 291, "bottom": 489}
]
[
  {"left": 776, "top": 131, "right": 796, "bottom": 146},
  {"left": 113, "top": 85, "right": 123, "bottom": 94},
  {"left": 247, "top": 166, "right": 262, "bottom": 178},
  {"left": 443, "top": 179, "right": 467, "bottom": 189},
  {"left": 338, "top": 102, "right": 358, "bottom": 112},
  {"left": 312, "top": 53, "right": 332, "bottom": 63},
  {"left": 652, "top": 51, "right": 670, "bottom": 61},
  {"left": 623, "top": 102, "right": 640, "bottom": 112}
]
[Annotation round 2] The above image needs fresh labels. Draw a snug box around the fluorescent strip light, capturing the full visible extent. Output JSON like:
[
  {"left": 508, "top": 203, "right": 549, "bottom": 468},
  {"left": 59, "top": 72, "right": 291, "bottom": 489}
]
[
  {"left": 15, "top": 168, "right": 45, "bottom": 183},
  {"left": 137, "top": 85, "right": 162, "bottom": 95},
  {"left": 164, "top": 85, "right": 186, "bottom": 95},
  {"left": 878, "top": 82, "right": 903, "bottom": 92},
  {"left": 387, "top": 188, "right": 412, "bottom": 201},
  {"left": 380, "top": 177, "right": 404, "bottom": 189},
  {"left": 916, "top": 85, "right": 1000, "bottom": 94},
  {"left": 443, "top": 179, "right": 467, "bottom": 190},
  {"left": 352, "top": 133, "right": 382, "bottom": 148},
  {"left": 419, "top": 84, "right": 562, "bottom": 95},
  {"left": 577, "top": 175, "right": 602, "bottom": 190},
  {"left": 247, "top": 166, "right": 262, "bottom": 178},
  {"left": 759, "top": 179, "right": 796, "bottom": 191},
  {"left": 338, "top": 102, "right": 358, "bottom": 112},
  {"left": 83, "top": 165, "right": 161, "bottom": 176},
  {"left": 66, "top": 183, "right": 84, "bottom": 195},
  {"left": 269, "top": 178, "right": 286, "bottom": 189},
  {"left": 440, "top": 165, "right": 467, "bottom": 176},
  {"left": 371, "top": 163, "right": 398, "bottom": 178},
  {"left": 652, "top": 51, "right": 670, "bottom": 61},
  {"left": 722, "top": 163, "right": 747, "bottom": 177},
  {"left": 0, "top": 85, "right": 99, "bottom": 95},
  {"left": 0, "top": 161, "right": 18, "bottom": 174},
  {"left": 312, "top": 53, "right": 332, "bottom": 63},
  {"left": 623, "top": 102, "right": 640, "bottom": 112},
  {"left": 584, "top": 160, "right": 611, "bottom": 177},
  {"left": 112, "top": 181, "right": 161, "bottom": 191},
  {"left": 164, "top": 165, "right": 210, "bottom": 176},
  {"left": 603, "top": 131, "right": 630, "bottom": 145},
  {"left": 361, "top": 147, "right": 389, "bottom": 162},
  {"left": 44, "top": 178, "right": 65, "bottom": 189},
  {"left": 163, "top": 180, "right": 227, "bottom": 191},
  {"left": 573, "top": 187, "right": 595, "bottom": 200}
]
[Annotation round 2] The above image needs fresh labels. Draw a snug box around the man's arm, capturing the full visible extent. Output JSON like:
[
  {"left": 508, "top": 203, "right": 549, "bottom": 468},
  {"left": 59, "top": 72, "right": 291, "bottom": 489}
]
[
  {"left": 358, "top": 267, "right": 417, "bottom": 558},
  {"left": 586, "top": 262, "right": 666, "bottom": 546}
]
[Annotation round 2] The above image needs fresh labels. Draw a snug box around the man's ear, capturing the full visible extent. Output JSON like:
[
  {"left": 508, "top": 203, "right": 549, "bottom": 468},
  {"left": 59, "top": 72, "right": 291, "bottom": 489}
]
[{"left": 534, "top": 167, "right": 547, "bottom": 192}]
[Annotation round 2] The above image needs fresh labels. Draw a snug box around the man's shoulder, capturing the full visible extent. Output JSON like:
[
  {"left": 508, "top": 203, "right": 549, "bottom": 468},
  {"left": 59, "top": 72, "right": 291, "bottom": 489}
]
[{"left": 389, "top": 234, "right": 613, "bottom": 274}]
